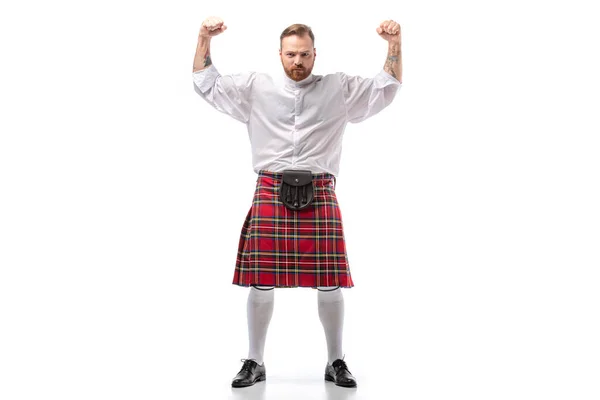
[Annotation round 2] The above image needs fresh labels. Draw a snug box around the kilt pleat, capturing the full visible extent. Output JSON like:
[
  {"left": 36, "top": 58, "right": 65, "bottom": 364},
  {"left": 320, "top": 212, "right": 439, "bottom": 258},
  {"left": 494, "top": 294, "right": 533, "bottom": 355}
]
[{"left": 233, "top": 170, "right": 354, "bottom": 288}]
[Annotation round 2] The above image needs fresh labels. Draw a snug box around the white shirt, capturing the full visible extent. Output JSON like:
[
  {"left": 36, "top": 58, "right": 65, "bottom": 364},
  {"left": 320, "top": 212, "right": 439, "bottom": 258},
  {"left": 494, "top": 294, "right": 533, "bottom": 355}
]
[{"left": 193, "top": 64, "right": 401, "bottom": 177}]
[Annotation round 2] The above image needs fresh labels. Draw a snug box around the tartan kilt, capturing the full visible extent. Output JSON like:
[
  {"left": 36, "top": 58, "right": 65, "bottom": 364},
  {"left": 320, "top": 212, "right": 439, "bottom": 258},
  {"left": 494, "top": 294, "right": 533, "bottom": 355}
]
[{"left": 233, "top": 169, "right": 354, "bottom": 288}]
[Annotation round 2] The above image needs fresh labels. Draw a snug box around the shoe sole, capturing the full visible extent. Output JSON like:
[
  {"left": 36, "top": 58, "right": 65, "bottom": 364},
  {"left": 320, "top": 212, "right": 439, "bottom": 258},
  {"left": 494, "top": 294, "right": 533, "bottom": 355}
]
[
  {"left": 231, "top": 374, "right": 266, "bottom": 388},
  {"left": 324, "top": 374, "right": 357, "bottom": 388}
]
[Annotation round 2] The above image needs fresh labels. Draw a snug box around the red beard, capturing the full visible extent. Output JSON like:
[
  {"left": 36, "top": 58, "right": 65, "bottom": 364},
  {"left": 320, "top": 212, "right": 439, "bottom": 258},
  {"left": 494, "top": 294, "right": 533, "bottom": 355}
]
[{"left": 289, "top": 67, "right": 307, "bottom": 80}]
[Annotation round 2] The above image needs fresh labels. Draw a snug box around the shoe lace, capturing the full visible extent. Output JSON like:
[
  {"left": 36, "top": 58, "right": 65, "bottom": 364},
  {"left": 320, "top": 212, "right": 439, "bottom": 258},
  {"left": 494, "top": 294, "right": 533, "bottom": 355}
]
[
  {"left": 333, "top": 358, "right": 350, "bottom": 373},
  {"left": 239, "top": 358, "right": 257, "bottom": 372}
]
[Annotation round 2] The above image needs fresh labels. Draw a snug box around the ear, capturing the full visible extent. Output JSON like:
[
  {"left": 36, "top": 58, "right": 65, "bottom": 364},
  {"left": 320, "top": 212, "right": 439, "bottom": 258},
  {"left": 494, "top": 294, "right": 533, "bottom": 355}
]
[{"left": 314, "top": 48, "right": 317, "bottom": 58}]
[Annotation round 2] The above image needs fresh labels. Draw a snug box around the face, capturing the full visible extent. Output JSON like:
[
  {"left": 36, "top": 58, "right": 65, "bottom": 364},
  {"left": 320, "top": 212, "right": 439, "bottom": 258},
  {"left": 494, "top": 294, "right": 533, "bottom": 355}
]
[{"left": 279, "top": 34, "right": 316, "bottom": 81}]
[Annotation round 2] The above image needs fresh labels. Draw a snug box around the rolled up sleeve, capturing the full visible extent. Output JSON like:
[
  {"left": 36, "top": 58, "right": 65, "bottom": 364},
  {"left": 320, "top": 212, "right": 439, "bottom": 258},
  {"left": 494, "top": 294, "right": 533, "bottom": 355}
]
[
  {"left": 337, "top": 70, "right": 402, "bottom": 124},
  {"left": 193, "top": 65, "right": 256, "bottom": 124}
]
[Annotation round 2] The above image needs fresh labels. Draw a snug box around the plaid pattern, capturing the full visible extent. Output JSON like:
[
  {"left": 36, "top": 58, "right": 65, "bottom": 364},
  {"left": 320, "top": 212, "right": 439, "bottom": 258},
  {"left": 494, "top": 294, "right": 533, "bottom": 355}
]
[{"left": 233, "top": 170, "right": 354, "bottom": 288}]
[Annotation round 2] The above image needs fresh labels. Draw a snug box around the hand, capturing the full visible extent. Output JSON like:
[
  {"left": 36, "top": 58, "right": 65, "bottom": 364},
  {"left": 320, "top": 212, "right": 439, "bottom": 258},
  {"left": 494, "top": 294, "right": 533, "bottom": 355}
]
[
  {"left": 200, "top": 16, "right": 227, "bottom": 38},
  {"left": 376, "top": 20, "right": 401, "bottom": 44}
]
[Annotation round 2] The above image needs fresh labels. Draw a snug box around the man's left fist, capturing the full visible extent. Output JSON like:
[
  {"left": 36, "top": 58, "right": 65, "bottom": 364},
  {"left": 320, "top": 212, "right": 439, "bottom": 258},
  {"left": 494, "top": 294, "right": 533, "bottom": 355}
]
[{"left": 377, "top": 20, "right": 401, "bottom": 43}]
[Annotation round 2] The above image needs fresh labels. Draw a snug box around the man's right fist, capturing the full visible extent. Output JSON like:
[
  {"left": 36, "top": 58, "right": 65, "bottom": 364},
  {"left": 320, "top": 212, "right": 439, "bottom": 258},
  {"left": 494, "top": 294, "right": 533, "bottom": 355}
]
[{"left": 200, "top": 16, "right": 227, "bottom": 37}]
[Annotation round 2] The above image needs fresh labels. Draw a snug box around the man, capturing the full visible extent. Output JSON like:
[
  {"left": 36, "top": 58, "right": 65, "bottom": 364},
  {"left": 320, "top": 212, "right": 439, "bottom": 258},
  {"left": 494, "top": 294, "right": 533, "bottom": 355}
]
[{"left": 192, "top": 16, "right": 402, "bottom": 388}]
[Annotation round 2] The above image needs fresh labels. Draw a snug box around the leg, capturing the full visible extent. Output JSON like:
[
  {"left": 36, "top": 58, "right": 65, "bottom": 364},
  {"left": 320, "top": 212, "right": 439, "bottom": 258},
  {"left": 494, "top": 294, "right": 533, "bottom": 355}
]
[
  {"left": 247, "top": 285, "right": 275, "bottom": 365},
  {"left": 318, "top": 286, "right": 357, "bottom": 387},
  {"left": 232, "top": 285, "right": 274, "bottom": 388},
  {"left": 317, "top": 286, "right": 344, "bottom": 364}
]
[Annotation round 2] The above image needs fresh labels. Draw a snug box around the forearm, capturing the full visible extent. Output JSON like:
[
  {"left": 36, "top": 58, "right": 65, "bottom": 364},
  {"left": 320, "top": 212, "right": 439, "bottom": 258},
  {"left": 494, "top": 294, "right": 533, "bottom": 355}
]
[
  {"left": 193, "top": 36, "right": 212, "bottom": 73},
  {"left": 384, "top": 41, "right": 402, "bottom": 82}
]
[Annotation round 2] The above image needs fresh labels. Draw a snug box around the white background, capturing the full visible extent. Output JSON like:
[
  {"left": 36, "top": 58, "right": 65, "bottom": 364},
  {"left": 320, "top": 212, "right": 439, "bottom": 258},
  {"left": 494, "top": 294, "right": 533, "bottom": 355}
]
[{"left": 1, "top": 0, "right": 599, "bottom": 399}]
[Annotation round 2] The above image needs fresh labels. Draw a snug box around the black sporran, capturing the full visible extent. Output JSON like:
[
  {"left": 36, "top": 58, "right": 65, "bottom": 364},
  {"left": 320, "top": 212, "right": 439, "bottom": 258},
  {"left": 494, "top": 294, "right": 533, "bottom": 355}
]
[{"left": 279, "top": 170, "right": 314, "bottom": 211}]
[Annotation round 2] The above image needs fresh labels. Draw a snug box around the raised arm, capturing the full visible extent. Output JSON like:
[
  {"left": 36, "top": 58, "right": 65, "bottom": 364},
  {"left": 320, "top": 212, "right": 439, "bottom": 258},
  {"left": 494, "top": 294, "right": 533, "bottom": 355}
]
[
  {"left": 192, "top": 17, "right": 255, "bottom": 123},
  {"left": 193, "top": 16, "right": 227, "bottom": 73},
  {"left": 376, "top": 19, "right": 402, "bottom": 82},
  {"left": 335, "top": 20, "right": 402, "bottom": 123}
]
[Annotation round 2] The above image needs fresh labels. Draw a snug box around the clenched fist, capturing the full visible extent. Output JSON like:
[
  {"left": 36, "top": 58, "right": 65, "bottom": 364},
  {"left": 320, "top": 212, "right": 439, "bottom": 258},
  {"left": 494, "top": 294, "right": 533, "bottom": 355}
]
[
  {"left": 200, "top": 16, "right": 227, "bottom": 38},
  {"left": 377, "top": 20, "right": 401, "bottom": 43}
]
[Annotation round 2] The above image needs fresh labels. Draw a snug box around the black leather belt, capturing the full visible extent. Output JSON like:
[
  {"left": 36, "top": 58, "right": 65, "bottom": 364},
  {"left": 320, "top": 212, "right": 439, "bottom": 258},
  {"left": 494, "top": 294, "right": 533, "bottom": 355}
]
[{"left": 279, "top": 170, "right": 314, "bottom": 211}]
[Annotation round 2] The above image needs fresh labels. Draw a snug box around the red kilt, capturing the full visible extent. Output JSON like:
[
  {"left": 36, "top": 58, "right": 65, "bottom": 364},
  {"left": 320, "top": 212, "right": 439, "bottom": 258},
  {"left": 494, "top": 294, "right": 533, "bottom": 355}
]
[{"left": 233, "top": 170, "right": 354, "bottom": 288}]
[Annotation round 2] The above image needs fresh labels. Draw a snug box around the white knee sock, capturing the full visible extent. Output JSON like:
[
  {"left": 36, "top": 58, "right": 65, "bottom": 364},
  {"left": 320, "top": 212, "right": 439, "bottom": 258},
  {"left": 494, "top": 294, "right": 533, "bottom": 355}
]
[
  {"left": 317, "top": 287, "right": 344, "bottom": 364},
  {"left": 247, "top": 286, "right": 274, "bottom": 365}
]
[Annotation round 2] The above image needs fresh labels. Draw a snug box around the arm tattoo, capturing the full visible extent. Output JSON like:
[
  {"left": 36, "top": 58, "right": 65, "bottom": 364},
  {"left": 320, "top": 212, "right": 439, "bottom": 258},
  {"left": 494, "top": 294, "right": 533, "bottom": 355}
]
[
  {"left": 192, "top": 38, "right": 212, "bottom": 72},
  {"left": 384, "top": 43, "right": 401, "bottom": 80},
  {"left": 385, "top": 56, "right": 398, "bottom": 79},
  {"left": 204, "top": 53, "right": 212, "bottom": 67}
]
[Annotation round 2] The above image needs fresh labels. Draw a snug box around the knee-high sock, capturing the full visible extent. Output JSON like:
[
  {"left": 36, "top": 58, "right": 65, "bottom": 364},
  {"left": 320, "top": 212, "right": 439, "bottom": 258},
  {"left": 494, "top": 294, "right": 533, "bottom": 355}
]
[
  {"left": 247, "top": 286, "right": 274, "bottom": 365},
  {"left": 317, "top": 287, "right": 344, "bottom": 364}
]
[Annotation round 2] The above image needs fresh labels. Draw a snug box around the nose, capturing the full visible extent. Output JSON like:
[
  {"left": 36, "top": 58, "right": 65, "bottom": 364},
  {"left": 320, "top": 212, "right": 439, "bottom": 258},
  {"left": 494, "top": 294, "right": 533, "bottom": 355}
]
[{"left": 294, "top": 57, "right": 302, "bottom": 66}]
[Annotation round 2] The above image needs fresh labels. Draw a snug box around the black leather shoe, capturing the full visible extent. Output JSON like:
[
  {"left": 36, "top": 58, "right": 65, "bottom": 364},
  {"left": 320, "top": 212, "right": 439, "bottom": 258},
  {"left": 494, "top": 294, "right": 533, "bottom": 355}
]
[
  {"left": 231, "top": 359, "right": 266, "bottom": 388},
  {"left": 324, "top": 358, "right": 357, "bottom": 387}
]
